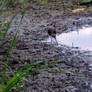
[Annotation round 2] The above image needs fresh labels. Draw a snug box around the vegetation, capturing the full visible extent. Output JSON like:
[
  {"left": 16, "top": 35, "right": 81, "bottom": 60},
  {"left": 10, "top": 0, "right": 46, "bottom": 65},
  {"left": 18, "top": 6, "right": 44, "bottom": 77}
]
[{"left": 80, "top": 0, "right": 92, "bottom": 5}]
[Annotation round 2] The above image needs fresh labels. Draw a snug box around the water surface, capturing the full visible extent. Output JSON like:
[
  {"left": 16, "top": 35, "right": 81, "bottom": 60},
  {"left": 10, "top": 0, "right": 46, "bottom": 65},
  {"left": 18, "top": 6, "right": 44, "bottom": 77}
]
[{"left": 57, "top": 26, "right": 92, "bottom": 50}]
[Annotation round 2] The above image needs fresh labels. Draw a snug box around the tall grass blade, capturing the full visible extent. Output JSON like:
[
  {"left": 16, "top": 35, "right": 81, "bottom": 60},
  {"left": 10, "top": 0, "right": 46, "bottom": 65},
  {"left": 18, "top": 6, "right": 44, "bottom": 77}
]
[
  {"left": 19, "top": 61, "right": 43, "bottom": 71},
  {"left": 80, "top": 0, "right": 92, "bottom": 5},
  {"left": 54, "top": 67, "right": 74, "bottom": 75},
  {"left": 20, "top": 10, "right": 26, "bottom": 24},
  {"left": 0, "top": 0, "right": 7, "bottom": 10},
  {"left": 7, "top": 0, "right": 15, "bottom": 8},
  {"left": 7, "top": 30, "right": 18, "bottom": 54},
  {"left": 0, "top": 56, "right": 10, "bottom": 86},
  {"left": 0, "top": 0, "right": 15, "bottom": 10},
  {"left": 3, "top": 10, "right": 19, "bottom": 38},
  {"left": 4, "top": 61, "right": 49, "bottom": 92},
  {"left": 0, "top": 10, "right": 26, "bottom": 92},
  {"left": 3, "top": 63, "right": 39, "bottom": 92},
  {"left": 6, "top": 10, "right": 26, "bottom": 54},
  {"left": 54, "top": 67, "right": 86, "bottom": 83}
]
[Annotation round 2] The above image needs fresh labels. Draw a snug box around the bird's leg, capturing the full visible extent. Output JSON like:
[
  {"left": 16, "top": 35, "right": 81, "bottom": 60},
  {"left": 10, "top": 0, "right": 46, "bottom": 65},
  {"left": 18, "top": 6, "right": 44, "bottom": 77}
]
[
  {"left": 51, "top": 37, "right": 53, "bottom": 44},
  {"left": 54, "top": 37, "right": 58, "bottom": 45}
]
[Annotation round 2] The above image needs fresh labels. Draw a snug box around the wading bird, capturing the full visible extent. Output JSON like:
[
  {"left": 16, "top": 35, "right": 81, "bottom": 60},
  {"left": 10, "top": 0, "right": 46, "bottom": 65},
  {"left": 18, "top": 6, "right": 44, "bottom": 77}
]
[{"left": 47, "top": 27, "right": 58, "bottom": 45}]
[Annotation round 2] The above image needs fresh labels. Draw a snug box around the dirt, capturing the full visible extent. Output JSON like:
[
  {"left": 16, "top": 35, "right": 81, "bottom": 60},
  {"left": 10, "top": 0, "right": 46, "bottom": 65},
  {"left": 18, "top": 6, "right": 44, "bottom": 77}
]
[{"left": 0, "top": 0, "right": 92, "bottom": 92}]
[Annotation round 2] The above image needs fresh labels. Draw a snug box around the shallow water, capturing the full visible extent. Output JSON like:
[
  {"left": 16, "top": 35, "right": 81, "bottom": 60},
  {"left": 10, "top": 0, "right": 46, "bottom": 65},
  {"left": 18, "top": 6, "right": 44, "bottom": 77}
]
[{"left": 47, "top": 26, "right": 92, "bottom": 51}]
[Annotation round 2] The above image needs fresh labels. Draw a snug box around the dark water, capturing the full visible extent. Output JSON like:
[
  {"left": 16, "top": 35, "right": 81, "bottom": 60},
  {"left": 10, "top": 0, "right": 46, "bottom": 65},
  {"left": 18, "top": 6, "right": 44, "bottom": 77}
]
[{"left": 47, "top": 26, "right": 92, "bottom": 51}]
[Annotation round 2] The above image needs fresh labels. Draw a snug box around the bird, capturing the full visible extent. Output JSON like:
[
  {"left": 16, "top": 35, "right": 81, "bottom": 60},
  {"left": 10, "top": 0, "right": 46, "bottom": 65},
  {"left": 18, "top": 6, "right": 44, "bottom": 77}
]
[{"left": 47, "top": 27, "right": 58, "bottom": 45}]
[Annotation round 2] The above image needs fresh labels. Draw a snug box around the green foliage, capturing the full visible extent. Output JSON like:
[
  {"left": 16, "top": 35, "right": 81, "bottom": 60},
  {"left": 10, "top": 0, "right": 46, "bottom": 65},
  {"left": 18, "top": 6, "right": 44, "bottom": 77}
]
[
  {"left": 7, "top": 0, "right": 15, "bottom": 7},
  {"left": 48, "top": 60, "right": 64, "bottom": 67},
  {"left": 3, "top": 11, "right": 19, "bottom": 39},
  {"left": 0, "top": 57, "right": 10, "bottom": 87},
  {"left": 80, "top": 0, "right": 92, "bottom": 5},
  {"left": 16, "top": 83, "right": 24, "bottom": 88},
  {"left": 36, "top": 0, "right": 48, "bottom": 5},
  {"left": 3, "top": 61, "right": 48, "bottom": 92},
  {"left": 0, "top": 0, "right": 7, "bottom": 10},
  {"left": 0, "top": 7, "right": 26, "bottom": 92},
  {"left": 3, "top": 63, "right": 38, "bottom": 92},
  {"left": 0, "top": 0, "right": 15, "bottom": 10},
  {"left": 54, "top": 67, "right": 74, "bottom": 74}
]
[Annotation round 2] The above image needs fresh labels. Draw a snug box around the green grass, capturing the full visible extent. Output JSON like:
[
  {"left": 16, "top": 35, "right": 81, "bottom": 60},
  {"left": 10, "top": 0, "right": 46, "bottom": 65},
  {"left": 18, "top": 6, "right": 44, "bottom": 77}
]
[
  {"left": 80, "top": 0, "right": 92, "bottom": 5},
  {"left": 0, "top": 6, "right": 26, "bottom": 91},
  {"left": 0, "top": 0, "right": 16, "bottom": 10}
]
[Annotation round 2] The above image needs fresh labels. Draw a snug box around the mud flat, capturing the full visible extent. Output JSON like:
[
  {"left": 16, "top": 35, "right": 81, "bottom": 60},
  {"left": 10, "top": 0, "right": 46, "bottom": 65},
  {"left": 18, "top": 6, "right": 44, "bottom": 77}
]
[{"left": 0, "top": 1, "right": 92, "bottom": 92}]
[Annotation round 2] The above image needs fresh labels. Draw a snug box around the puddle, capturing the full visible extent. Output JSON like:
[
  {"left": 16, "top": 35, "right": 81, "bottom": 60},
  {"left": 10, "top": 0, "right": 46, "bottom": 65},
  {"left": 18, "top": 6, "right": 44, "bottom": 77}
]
[
  {"left": 46, "top": 26, "right": 92, "bottom": 51},
  {"left": 57, "top": 26, "right": 92, "bottom": 51}
]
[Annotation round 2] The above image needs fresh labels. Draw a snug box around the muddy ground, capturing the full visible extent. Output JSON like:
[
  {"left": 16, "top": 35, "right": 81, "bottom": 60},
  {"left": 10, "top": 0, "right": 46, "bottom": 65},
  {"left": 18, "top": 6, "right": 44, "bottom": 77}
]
[{"left": 0, "top": 0, "right": 92, "bottom": 92}]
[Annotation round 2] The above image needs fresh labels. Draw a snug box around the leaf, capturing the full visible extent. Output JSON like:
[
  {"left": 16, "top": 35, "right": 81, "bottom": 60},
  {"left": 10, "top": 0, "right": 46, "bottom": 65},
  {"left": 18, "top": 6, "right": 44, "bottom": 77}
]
[
  {"left": 54, "top": 67, "right": 74, "bottom": 75},
  {"left": 80, "top": 0, "right": 92, "bottom": 5}
]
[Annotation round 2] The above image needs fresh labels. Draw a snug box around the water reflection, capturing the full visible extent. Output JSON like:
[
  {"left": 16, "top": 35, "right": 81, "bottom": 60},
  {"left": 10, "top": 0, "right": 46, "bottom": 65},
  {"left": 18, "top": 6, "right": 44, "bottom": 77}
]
[{"left": 57, "top": 26, "right": 92, "bottom": 50}]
